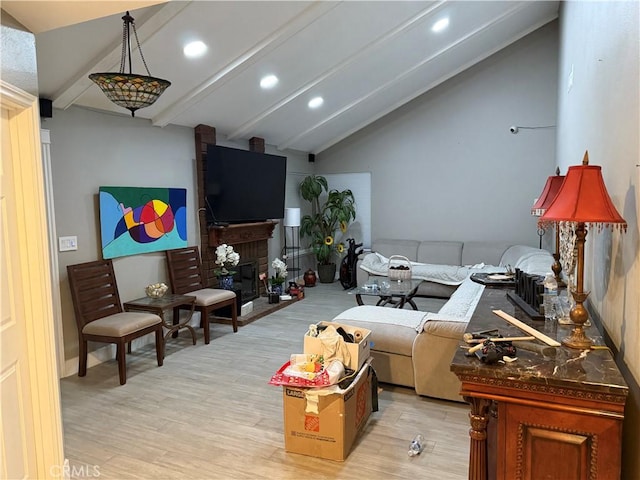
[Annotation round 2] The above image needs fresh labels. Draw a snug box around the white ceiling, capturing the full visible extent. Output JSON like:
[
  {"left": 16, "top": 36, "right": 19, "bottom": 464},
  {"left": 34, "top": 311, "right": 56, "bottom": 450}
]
[{"left": 5, "top": 1, "right": 559, "bottom": 154}]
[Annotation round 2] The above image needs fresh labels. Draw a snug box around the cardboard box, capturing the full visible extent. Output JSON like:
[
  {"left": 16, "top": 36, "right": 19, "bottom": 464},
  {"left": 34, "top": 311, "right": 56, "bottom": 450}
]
[
  {"left": 304, "top": 321, "right": 371, "bottom": 371},
  {"left": 282, "top": 359, "right": 374, "bottom": 461}
]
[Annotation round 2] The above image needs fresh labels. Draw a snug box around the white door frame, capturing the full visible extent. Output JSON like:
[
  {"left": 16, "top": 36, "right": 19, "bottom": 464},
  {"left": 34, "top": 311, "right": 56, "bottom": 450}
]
[
  {"left": 40, "top": 129, "right": 67, "bottom": 376},
  {"left": 1, "top": 79, "right": 65, "bottom": 477}
]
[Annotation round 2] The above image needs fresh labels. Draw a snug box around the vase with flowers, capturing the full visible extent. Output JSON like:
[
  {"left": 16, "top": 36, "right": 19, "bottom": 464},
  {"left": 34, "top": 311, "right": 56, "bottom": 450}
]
[
  {"left": 270, "top": 257, "right": 287, "bottom": 295},
  {"left": 214, "top": 243, "right": 240, "bottom": 290},
  {"left": 299, "top": 175, "right": 356, "bottom": 283}
]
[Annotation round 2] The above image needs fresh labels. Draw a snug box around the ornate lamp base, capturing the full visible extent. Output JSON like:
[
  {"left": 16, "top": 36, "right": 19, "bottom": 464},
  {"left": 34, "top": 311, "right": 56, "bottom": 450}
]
[
  {"left": 562, "top": 291, "right": 592, "bottom": 349},
  {"left": 562, "top": 327, "right": 593, "bottom": 349}
]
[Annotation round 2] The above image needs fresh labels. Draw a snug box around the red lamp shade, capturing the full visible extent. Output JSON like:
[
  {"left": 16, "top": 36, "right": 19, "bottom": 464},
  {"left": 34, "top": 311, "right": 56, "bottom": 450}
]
[
  {"left": 538, "top": 151, "right": 625, "bottom": 349},
  {"left": 539, "top": 152, "right": 627, "bottom": 231},
  {"left": 531, "top": 171, "right": 565, "bottom": 216}
]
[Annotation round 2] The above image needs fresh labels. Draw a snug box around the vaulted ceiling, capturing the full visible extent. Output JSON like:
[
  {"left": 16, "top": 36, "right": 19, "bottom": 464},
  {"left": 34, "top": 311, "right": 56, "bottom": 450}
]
[{"left": 5, "top": 1, "right": 559, "bottom": 154}]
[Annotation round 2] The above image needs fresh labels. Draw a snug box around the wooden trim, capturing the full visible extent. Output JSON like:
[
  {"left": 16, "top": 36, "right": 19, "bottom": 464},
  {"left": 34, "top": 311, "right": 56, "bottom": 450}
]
[
  {"left": 459, "top": 379, "right": 627, "bottom": 415},
  {"left": 208, "top": 221, "right": 278, "bottom": 247}
]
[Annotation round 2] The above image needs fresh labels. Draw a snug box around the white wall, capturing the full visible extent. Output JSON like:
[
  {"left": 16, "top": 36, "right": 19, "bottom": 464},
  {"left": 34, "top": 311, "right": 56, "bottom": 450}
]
[
  {"left": 556, "top": 2, "right": 639, "bottom": 475},
  {"left": 317, "top": 21, "right": 559, "bottom": 248},
  {"left": 45, "top": 106, "right": 309, "bottom": 365},
  {"left": 1, "top": 10, "right": 38, "bottom": 96},
  {"left": 46, "top": 107, "right": 196, "bottom": 361}
]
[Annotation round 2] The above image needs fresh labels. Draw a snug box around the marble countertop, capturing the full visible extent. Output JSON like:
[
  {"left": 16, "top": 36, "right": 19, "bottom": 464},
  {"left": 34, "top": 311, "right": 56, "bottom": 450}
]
[{"left": 450, "top": 288, "right": 628, "bottom": 398}]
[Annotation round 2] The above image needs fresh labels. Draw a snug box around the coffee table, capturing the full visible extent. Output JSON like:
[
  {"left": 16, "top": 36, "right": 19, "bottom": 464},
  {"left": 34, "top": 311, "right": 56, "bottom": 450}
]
[
  {"left": 348, "top": 279, "right": 423, "bottom": 310},
  {"left": 124, "top": 294, "right": 197, "bottom": 355}
]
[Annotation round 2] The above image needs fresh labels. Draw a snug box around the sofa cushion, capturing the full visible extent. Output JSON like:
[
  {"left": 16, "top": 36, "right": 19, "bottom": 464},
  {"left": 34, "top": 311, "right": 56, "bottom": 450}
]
[
  {"left": 417, "top": 241, "right": 463, "bottom": 265},
  {"left": 461, "top": 242, "right": 513, "bottom": 267},
  {"left": 500, "top": 245, "right": 545, "bottom": 268},
  {"left": 333, "top": 306, "right": 426, "bottom": 357},
  {"left": 372, "top": 239, "right": 419, "bottom": 261},
  {"left": 416, "top": 281, "right": 458, "bottom": 299},
  {"left": 499, "top": 245, "right": 553, "bottom": 276},
  {"left": 418, "top": 277, "right": 485, "bottom": 332},
  {"left": 360, "top": 253, "right": 473, "bottom": 285}
]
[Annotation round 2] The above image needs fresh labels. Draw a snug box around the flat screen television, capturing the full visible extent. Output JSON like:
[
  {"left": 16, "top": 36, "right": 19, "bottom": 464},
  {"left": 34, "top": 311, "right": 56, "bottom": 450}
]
[{"left": 205, "top": 144, "right": 287, "bottom": 224}]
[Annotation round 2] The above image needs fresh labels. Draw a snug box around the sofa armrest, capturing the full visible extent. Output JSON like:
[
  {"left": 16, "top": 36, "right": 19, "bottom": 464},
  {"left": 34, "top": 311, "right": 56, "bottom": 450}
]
[
  {"left": 421, "top": 318, "right": 467, "bottom": 339},
  {"left": 412, "top": 320, "right": 467, "bottom": 402}
]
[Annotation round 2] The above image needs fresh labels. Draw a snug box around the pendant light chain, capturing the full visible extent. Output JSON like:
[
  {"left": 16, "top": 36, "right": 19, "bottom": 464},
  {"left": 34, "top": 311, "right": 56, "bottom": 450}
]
[
  {"left": 130, "top": 17, "right": 153, "bottom": 77},
  {"left": 119, "top": 15, "right": 128, "bottom": 73}
]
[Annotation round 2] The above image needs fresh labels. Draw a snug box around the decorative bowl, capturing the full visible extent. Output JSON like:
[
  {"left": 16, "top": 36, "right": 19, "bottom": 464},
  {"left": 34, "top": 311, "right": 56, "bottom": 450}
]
[{"left": 145, "top": 282, "right": 168, "bottom": 299}]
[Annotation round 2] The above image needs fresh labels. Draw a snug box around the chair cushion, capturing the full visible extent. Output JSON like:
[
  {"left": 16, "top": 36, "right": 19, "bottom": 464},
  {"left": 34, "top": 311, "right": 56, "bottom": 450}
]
[
  {"left": 186, "top": 288, "right": 236, "bottom": 306},
  {"left": 82, "top": 312, "right": 161, "bottom": 337}
]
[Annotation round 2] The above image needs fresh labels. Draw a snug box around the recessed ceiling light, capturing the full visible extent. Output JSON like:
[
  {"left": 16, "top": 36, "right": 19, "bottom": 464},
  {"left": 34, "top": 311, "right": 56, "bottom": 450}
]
[
  {"left": 432, "top": 17, "right": 449, "bottom": 33},
  {"left": 183, "top": 40, "right": 207, "bottom": 58},
  {"left": 260, "top": 74, "right": 279, "bottom": 89},
  {"left": 308, "top": 96, "right": 324, "bottom": 109}
]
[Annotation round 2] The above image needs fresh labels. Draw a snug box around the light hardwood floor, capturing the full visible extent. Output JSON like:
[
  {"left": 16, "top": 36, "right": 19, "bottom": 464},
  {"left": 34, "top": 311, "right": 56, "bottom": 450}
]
[{"left": 60, "top": 282, "right": 470, "bottom": 479}]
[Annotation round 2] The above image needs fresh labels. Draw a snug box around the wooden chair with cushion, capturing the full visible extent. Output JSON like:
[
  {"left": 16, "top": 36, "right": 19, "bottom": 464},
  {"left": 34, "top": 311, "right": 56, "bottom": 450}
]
[
  {"left": 165, "top": 246, "right": 237, "bottom": 344},
  {"left": 67, "top": 259, "right": 164, "bottom": 385}
]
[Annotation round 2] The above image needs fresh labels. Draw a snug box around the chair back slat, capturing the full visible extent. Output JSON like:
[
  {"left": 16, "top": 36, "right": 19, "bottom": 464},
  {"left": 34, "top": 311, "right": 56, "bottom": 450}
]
[
  {"left": 166, "top": 247, "right": 205, "bottom": 294},
  {"left": 67, "top": 259, "right": 123, "bottom": 329}
]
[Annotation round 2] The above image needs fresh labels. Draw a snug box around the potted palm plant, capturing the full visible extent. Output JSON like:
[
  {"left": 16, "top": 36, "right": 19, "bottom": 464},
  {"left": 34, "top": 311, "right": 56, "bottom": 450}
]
[{"left": 299, "top": 175, "right": 356, "bottom": 283}]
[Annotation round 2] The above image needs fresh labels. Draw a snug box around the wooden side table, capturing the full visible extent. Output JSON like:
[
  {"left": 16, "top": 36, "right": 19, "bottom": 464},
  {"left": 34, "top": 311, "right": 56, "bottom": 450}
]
[
  {"left": 450, "top": 288, "right": 628, "bottom": 480},
  {"left": 124, "top": 294, "right": 197, "bottom": 355}
]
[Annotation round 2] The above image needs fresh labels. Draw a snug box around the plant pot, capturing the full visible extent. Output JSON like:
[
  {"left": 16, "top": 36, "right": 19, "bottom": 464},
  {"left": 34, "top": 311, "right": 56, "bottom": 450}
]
[
  {"left": 304, "top": 268, "right": 317, "bottom": 287},
  {"left": 317, "top": 263, "right": 336, "bottom": 283},
  {"left": 268, "top": 293, "right": 280, "bottom": 304},
  {"left": 218, "top": 275, "right": 234, "bottom": 290}
]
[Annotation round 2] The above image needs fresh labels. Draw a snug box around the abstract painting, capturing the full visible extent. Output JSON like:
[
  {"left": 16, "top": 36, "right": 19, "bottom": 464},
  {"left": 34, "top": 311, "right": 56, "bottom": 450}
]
[{"left": 99, "top": 186, "right": 187, "bottom": 259}]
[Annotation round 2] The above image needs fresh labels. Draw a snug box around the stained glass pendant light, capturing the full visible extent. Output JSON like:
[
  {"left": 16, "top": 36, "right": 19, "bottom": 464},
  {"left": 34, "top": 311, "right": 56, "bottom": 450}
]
[{"left": 89, "top": 11, "right": 170, "bottom": 117}]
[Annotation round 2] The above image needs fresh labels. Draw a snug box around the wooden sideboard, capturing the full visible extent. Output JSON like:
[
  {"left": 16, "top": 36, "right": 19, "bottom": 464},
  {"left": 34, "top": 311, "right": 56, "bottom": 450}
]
[{"left": 450, "top": 288, "right": 628, "bottom": 480}]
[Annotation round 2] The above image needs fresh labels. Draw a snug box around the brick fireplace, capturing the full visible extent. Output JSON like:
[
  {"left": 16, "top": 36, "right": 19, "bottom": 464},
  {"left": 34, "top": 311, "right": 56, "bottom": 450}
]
[
  {"left": 206, "top": 222, "right": 277, "bottom": 297},
  {"left": 194, "top": 125, "right": 277, "bottom": 297}
]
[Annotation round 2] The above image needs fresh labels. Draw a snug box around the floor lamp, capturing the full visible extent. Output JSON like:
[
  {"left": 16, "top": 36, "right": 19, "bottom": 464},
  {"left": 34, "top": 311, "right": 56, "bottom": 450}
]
[
  {"left": 283, "top": 208, "right": 301, "bottom": 283},
  {"left": 539, "top": 151, "right": 627, "bottom": 349},
  {"left": 531, "top": 167, "right": 565, "bottom": 285}
]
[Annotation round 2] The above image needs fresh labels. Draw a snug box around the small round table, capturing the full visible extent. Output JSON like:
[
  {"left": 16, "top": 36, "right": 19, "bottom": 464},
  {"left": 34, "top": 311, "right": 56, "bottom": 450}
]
[{"left": 124, "top": 294, "right": 197, "bottom": 356}]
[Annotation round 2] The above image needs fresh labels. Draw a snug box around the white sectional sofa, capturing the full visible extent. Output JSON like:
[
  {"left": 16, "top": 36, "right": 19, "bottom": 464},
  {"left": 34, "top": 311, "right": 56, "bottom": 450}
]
[
  {"left": 357, "top": 239, "right": 517, "bottom": 298},
  {"left": 334, "top": 240, "right": 554, "bottom": 402}
]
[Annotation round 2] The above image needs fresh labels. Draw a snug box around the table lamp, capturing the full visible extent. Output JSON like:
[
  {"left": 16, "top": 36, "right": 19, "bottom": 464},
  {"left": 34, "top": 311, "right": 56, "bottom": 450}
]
[
  {"left": 284, "top": 207, "right": 301, "bottom": 228},
  {"left": 539, "top": 151, "right": 627, "bottom": 348},
  {"left": 531, "top": 167, "right": 565, "bottom": 284}
]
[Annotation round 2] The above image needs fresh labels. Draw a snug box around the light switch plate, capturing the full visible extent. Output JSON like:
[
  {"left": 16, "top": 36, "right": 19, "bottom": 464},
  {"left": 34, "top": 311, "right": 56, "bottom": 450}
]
[{"left": 59, "top": 236, "right": 78, "bottom": 252}]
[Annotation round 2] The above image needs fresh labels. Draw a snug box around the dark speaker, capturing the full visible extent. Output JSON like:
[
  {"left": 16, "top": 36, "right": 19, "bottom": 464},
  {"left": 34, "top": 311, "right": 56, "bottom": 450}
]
[
  {"left": 39, "top": 98, "right": 53, "bottom": 118},
  {"left": 308, "top": 153, "right": 315, "bottom": 163}
]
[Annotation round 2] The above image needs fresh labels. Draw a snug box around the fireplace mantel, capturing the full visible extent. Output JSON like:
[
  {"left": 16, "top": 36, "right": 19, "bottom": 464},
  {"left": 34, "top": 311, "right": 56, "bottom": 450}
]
[{"left": 208, "top": 221, "right": 278, "bottom": 247}]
